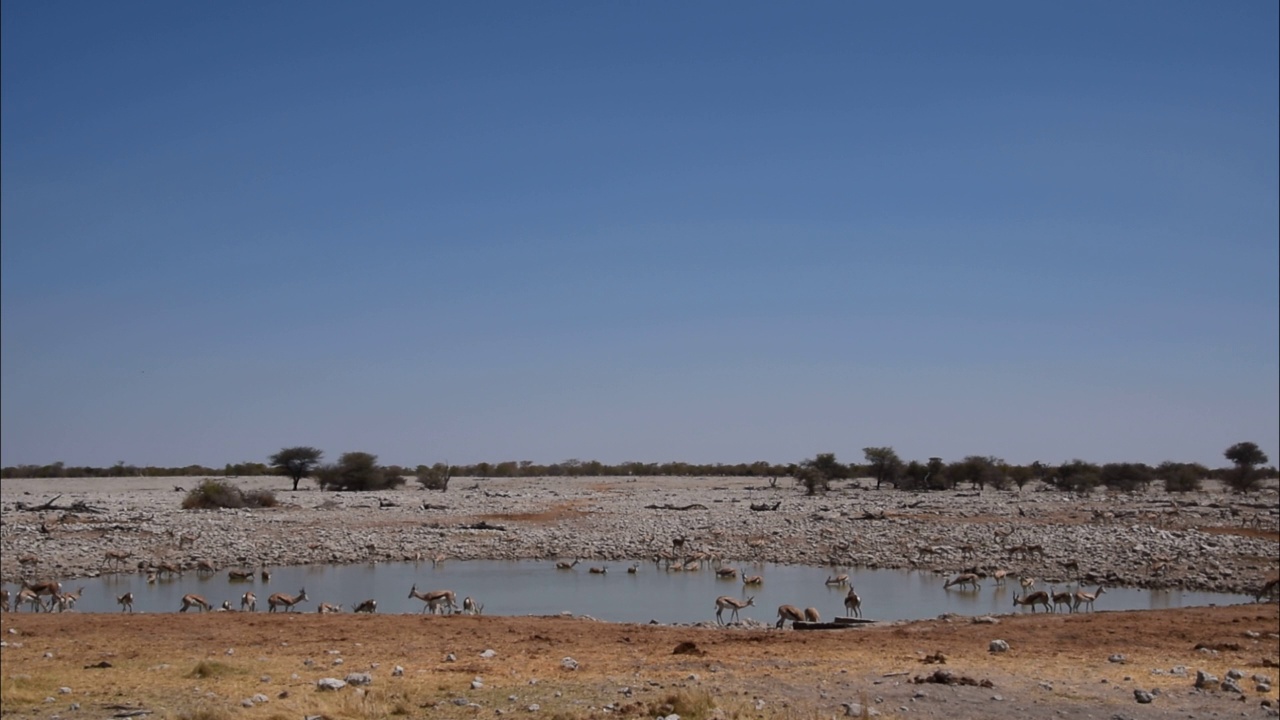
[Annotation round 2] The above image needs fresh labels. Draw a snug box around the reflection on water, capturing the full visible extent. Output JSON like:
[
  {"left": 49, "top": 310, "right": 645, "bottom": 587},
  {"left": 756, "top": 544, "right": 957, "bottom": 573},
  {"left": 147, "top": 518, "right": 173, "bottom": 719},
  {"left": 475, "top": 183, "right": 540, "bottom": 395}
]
[{"left": 8, "top": 561, "right": 1254, "bottom": 623}]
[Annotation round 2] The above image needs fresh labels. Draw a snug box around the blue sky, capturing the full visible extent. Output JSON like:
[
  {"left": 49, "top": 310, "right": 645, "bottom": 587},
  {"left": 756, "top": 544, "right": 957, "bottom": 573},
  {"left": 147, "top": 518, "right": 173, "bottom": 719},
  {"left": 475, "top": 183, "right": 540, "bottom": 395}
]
[{"left": 2, "top": 1, "right": 1277, "bottom": 470}]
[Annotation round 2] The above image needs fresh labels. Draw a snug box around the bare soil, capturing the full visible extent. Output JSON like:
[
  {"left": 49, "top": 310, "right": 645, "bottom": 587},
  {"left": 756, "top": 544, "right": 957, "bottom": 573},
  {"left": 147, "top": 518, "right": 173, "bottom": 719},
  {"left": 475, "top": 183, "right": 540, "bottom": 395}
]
[{"left": 1, "top": 604, "right": 1277, "bottom": 720}]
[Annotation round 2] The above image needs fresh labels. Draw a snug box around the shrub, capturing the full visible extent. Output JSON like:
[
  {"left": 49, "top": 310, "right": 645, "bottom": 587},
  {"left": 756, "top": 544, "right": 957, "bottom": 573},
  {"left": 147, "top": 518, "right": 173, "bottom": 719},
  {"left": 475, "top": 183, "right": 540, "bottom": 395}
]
[{"left": 182, "top": 479, "right": 277, "bottom": 509}]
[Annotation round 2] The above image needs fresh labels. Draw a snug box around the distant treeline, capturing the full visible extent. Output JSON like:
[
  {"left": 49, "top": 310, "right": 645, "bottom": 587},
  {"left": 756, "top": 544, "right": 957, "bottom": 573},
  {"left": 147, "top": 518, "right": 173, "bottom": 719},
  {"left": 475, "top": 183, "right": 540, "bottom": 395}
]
[{"left": 3, "top": 448, "right": 1276, "bottom": 496}]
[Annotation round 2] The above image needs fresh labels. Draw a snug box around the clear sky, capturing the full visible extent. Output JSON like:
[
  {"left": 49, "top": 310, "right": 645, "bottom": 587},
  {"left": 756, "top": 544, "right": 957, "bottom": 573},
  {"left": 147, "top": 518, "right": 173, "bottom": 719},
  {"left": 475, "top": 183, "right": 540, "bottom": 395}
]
[{"left": 2, "top": 1, "right": 1277, "bottom": 470}]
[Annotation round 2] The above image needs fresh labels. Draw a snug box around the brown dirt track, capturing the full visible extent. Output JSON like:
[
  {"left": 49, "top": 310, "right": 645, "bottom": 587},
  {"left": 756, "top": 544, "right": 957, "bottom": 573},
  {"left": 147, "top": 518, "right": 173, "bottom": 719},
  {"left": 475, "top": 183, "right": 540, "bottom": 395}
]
[{"left": 2, "top": 603, "right": 1277, "bottom": 720}]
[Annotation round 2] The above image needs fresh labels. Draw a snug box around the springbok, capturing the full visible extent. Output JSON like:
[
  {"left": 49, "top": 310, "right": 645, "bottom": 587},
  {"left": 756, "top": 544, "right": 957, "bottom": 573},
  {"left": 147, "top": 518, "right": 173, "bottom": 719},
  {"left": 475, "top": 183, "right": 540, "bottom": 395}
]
[
  {"left": 117, "top": 592, "right": 134, "bottom": 613},
  {"left": 1255, "top": 576, "right": 1280, "bottom": 603},
  {"left": 0, "top": 589, "right": 8, "bottom": 612},
  {"left": 462, "top": 596, "right": 484, "bottom": 615},
  {"left": 943, "top": 573, "right": 981, "bottom": 591},
  {"left": 17, "top": 588, "right": 46, "bottom": 612},
  {"left": 228, "top": 569, "right": 253, "bottom": 581},
  {"left": 353, "top": 599, "right": 377, "bottom": 613},
  {"left": 179, "top": 594, "right": 211, "bottom": 612},
  {"left": 196, "top": 559, "right": 216, "bottom": 574},
  {"left": 55, "top": 587, "right": 85, "bottom": 612},
  {"left": 1013, "top": 590, "right": 1052, "bottom": 613},
  {"left": 240, "top": 592, "right": 257, "bottom": 612},
  {"left": 714, "top": 595, "right": 755, "bottom": 624},
  {"left": 844, "top": 588, "right": 862, "bottom": 618},
  {"left": 555, "top": 559, "right": 579, "bottom": 570},
  {"left": 715, "top": 567, "right": 739, "bottom": 579},
  {"left": 408, "top": 585, "right": 456, "bottom": 614},
  {"left": 775, "top": 604, "right": 805, "bottom": 628},
  {"left": 803, "top": 607, "right": 820, "bottom": 622},
  {"left": 1073, "top": 585, "right": 1107, "bottom": 612},
  {"left": 267, "top": 588, "right": 308, "bottom": 612},
  {"left": 742, "top": 575, "right": 763, "bottom": 586},
  {"left": 104, "top": 549, "right": 133, "bottom": 570},
  {"left": 317, "top": 602, "right": 343, "bottom": 614},
  {"left": 1051, "top": 586, "right": 1076, "bottom": 613},
  {"left": 588, "top": 566, "right": 608, "bottom": 575},
  {"left": 825, "top": 574, "right": 850, "bottom": 586},
  {"left": 991, "top": 569, "right": 1010, "bottom": 586},
  {"left": 627, "top": 563, "right": 640, "bottom": 574}
]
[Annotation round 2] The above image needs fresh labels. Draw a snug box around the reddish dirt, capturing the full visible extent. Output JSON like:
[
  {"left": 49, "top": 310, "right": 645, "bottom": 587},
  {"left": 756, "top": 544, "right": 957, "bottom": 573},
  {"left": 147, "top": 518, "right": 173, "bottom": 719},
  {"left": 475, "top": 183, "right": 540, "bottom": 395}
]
[{"left": 1, "top": 603, "right": 1276, "bottom": 719}]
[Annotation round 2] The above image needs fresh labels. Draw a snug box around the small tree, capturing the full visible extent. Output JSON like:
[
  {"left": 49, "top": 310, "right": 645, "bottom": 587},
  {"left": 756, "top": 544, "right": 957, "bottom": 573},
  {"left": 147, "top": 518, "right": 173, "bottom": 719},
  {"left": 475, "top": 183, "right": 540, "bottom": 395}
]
[
  {"left": 416, "top": 463, "right": 453, "bottom": 492},
  {"left": 1100, "top": 462, "right": 1154, "bottom": 493},
  {"left": 1056, "top": 459, "right": 1101, "bottom": 494},
  {"left": 269, "top": 447, "right": 324, "bottom": 491},
  {"left": 863, "top": 447, "right": 902, "bottom": 490},
  {"left": 1155, "top": 461, "right": 1204, "bottom": 493},
  {"left": 315, "top": 452, "right": 405, "bottom": 492},
  {"left": 1223, "top": 442, "right": 1269, "bottom": 493},
  {"left": 795, "top": 453, "right": 845, "bottom": 495}
]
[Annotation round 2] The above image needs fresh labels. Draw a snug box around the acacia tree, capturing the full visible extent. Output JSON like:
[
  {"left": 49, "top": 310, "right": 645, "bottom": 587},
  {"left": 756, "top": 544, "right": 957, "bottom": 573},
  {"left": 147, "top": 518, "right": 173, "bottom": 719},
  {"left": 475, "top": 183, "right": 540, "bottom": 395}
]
[
  {"left": 269, "top": 446, "right": 324, "bottom": 491},
  {"left": 863, "top": 447, "right": 902, "bottom": 489},
  {"left": 795, "top": 452, "right": 846, "bottom": 495},
  {"left": 1224, "top": 442, "right": 1269, "bottom": 493}
]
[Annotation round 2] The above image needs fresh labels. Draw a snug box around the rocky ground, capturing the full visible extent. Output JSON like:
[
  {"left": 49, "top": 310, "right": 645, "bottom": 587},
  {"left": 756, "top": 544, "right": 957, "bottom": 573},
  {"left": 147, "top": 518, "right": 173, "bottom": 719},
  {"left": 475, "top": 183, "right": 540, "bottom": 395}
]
[
  {"left": 1, "top": 475, "right": 1277, "bottom": 594},
  {"left": 0, "top": 475, "right": 1277, "bottom": 719}
]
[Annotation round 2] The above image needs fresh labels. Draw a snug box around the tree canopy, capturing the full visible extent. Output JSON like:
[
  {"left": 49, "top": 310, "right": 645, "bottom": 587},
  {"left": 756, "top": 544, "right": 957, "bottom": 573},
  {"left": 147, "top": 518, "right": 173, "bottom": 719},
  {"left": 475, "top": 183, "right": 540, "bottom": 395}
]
[{"left": 269, "top": 446, "right": 324, "bottom": 491}]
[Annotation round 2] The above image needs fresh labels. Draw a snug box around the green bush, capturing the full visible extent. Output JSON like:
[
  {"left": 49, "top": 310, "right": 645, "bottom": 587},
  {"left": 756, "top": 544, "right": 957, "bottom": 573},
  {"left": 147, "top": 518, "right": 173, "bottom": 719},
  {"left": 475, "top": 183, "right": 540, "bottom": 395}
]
[{"left": 182, "top": 479, "right": 277, "bottom": 509}]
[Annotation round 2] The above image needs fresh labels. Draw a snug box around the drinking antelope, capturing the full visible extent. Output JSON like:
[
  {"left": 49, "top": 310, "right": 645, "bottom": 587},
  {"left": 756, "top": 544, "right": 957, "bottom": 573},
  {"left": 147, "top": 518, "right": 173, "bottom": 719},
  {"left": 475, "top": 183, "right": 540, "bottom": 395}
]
[
  {"left": 1013, "top": 590, "right": 1052, "bottom": 613},
  {"left": 240, "top": 591, "right": 257, "bottom": 612},
  {"left": 55, "top": 587, "right": 85, "bottom": 612},
  {"left": 17, "top": 588, "right": 45, "bottom": 612},
  {"left": 825, "top": 574, "right": 849, "bottom": 586},
  {"left": 196, "top": 559, "right": 216, "bottom": 574},
  {"left": 180, "top": 594, "right": 211, "bottom": 612},
  {"left": 943, "top": 573, "right": 981, "bottom": 591},
  {"left": 23, "top": 580, "right": 61, "bottom": 608},
  {"left": 715, "top": 567, "right": 739, "bottom": 579},
  {"left": 555, "top": 559, "right": 579, "bottom": 570},
  {"left": 228, "top": 569, "right": 253, "bottom": 581},
  {"left": 742, "top": 575, "right": 763, "bottom": 586},
  {"left": 353, "top": 599, "right": 377, "bottom": 613},
  {"left": 588, "top": 566, "right": 608, "bottom": 575},
  {"left": 462, "top": 596, "right": 484, "bottom": 615},
  {"left": 260, "top": 569, "right": 271, "bottom": 582},
  {"left": 1073, "top": 585, "right": 1107, "bottom": 612},
  {"left": 844, "top": 588, "right": 862, "bottom": 618},
  {"left": 775, "top": 604, "right": 805, "bottom": 629},
  {"left": 714, "top": 595, "right": 754, "bottom": 624},
  {"left": 803, "top": 607, "right": 820, "bottom": 622},
  {"left": 408, "top": 585, "right": 456, "bottom": 614},
  {"left": 154, "top": 561, "right": 182, "bottom": 578},
  {"left": 267, "top": 588, "right": 309, "bottom": 612},
  {"left": 117, "top": 592, "right": 134, "bottom": 613}
]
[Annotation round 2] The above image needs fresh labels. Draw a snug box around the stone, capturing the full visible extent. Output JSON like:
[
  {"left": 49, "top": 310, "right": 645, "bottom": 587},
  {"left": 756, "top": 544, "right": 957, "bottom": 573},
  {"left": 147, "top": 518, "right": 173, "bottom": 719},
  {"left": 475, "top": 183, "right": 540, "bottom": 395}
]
[
  {"left": 989, "top": 640, "right": 1009, "bottom": 653},
  {"left": 480, "top": 649, "right": 497, "bottom": 658},
  {"left": 344, "top": 672, "right": 372, "bottom": 686},
  {"left": 1195, "top": 670, "right": 1219, "bottom": 688},
  {"left": 1109, "top": 654, "right": 1126, "bottom": 663},
  {"left": 561, "top": 657, "right": 579, "bottom": 671},
  {"left": 1133, "top": 690, "right": 1153, "bottom": 704},
  {"left": 1221, "top": 678, "right": 1243, "bottom": 693},
  {"left": 316, "top": 678, "right": 346, "bottom": 691},
  {"left": 392, "top": 665, "right": 404, "bottom": 677}
]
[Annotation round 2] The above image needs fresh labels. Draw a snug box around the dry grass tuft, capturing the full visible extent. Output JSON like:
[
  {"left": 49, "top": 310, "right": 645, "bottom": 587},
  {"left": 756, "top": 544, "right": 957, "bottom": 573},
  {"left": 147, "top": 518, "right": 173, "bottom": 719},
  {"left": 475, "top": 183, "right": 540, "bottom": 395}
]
[{"left": 187, "top": 659, "right": 238, "bottom": 678}]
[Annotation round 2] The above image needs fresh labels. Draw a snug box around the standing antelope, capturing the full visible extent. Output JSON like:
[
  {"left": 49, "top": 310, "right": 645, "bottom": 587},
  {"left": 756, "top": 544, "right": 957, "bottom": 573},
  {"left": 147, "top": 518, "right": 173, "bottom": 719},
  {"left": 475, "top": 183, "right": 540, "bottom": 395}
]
[
  {"left": 1051, "top": 586, "right": 1076, "bottom": 613},
  {"left": 627, "top": 563, "right": 640, "bottom": 574},
  {"left": 117, "top": 592, "right": 134, "bottom": 613},
  {"left": 1019, "top": 576, "right": 1036, "bottom": 593},
  {"left": 555, "top": 559, "right": 579, "bottom": 570},
  {"left": 180, "top": 594, "right": 211, "bottom": 612},
  {"left": 715, "top": 567, "right": 739, "bottom": 579},
  {"left": 267, "top": 588, "right": 309, "bottom": 612},
  {"left": 588, "top": 566, "right": 608, "bottom": 575},
  {"left": 844, "top": 588, "right": 862, "bottom": 618},
  {"left": 408, "top": 585, "right": 456, "bottom": 614},
  {"left": 0, "top": 589, "right": 8, "bottom": 612},
  {"left": 1013, "top": 590, "right": 1052, "bottom": 613},
  {"left": 260, "top": 568, "right": 271, "bottom": 582},
  {"left": 991, "top": 569, "right": 1010, "bottom": 586},
  {"left": 803, "top": 607, "right": 820, "bottom": 622},
  {"left": 154, "top": 561, "right": 182, "bottom": 578},
  {"left": 825, "top": 573, "right": 849, "bottom": 586},
  {"left": 196, "top": 559, "right": 216, "bottom": 574},
  {"left": 104, "top": 549, "right": 132, "bottom": 570},
  {"left": 1255, "top": 576, "right": 1280, "bottom": 603},
  {"left": 943, "top": 573, "right": 981, "bottom": 591},
  {"left": 240, "top": 592, "right": 257, "bottom": 612},
  {"left": 462, "top": 596, "right": 484, "bottom": 615},
  {"left": 353, "top": 599, "right": 377, "bottom": 613},
  {"left": 714, "top": 595, "right": 755, "bottom": 624},
  {"left": 1073, "top": 586, "right": 1107, "bottom": 612},
  {"left": 775, "top": 604, "right": 805, "bottom": 628}
]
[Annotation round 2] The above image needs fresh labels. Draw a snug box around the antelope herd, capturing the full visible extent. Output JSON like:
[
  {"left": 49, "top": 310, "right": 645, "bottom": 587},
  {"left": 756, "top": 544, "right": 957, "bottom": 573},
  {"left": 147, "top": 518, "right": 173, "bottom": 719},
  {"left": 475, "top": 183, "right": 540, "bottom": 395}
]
[{"left": 4, "top": 545, "right": 1277, "bottom": 621}]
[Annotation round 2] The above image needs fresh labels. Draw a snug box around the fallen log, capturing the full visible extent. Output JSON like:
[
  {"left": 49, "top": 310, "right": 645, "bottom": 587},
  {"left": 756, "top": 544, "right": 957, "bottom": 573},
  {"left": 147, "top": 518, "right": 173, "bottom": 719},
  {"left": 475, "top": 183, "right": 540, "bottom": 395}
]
[
  {"left": 749, "top": 502, "right": 781, "bottom": 512},
  {"left": 644, "top": 503, "right": 708, "bottom": 511}
]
